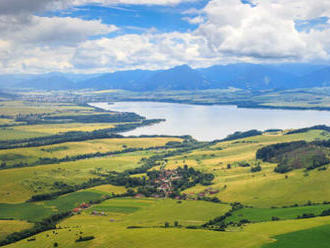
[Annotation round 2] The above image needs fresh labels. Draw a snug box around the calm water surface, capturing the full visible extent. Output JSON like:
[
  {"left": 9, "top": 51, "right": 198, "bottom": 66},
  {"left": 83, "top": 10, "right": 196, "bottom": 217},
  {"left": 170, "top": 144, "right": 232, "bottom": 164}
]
[{"left": 91, "top": 102, "right": 330, "bottom": 141}]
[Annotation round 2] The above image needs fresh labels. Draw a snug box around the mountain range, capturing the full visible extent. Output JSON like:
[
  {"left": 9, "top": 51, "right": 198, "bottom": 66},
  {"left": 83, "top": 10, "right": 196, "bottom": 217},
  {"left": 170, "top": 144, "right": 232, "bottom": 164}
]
[{"left": 1, "top": 63, "right": 330, "bottom": 91}]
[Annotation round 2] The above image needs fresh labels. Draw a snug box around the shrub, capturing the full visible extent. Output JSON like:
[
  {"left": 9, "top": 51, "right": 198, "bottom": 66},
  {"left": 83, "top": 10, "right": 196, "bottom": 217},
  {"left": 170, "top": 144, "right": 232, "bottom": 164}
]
[{"left": 75, "top": 236, "right": 95, "bottom": 242}]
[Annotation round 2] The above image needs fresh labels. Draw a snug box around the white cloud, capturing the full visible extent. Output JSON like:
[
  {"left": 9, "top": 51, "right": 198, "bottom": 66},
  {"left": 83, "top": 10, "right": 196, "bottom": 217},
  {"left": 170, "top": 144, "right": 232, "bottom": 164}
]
[
  {"left": 0, "top": 16, "right": 117, "bottom": 46},
  {"left": 182, "top": 16, "right": 205, "bottom": 24},
  {"left": 195, "top": 0, "right": 330, "bottom": 61},
  {"left": 1, "top": 0, "right": 330, "bottom": 74},
  {"left": 71, "top": 32, "right": 215, "bottom": 72}
]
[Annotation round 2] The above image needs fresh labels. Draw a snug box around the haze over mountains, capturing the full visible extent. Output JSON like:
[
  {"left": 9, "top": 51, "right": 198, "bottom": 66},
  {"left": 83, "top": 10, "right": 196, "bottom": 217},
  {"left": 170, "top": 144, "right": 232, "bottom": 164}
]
[{"left": 1, "top": 63, "right": 330, "bottom": 91}]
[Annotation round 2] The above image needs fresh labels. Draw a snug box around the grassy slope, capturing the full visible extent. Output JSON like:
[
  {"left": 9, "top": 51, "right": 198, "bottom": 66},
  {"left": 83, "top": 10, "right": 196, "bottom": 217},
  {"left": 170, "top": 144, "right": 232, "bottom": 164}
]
[
  {"left": 178, "top": 130, "right": 330, "bottom": 207},
  {"left": 0, "top": 220, "right": 33, "bottom": 241},
  {"left": 0, "top": 151, "right": 150, "bottom": 203},
  {"left": 0, "top": 137, "right": 181, "bottom": 166}
]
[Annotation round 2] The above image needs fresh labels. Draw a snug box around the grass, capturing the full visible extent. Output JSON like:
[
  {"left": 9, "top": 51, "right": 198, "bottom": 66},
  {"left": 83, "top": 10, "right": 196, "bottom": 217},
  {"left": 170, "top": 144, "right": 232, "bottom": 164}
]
[
  {"left": 0, "top": 127, "right": 48, "bottom": 140},
  {"left": 262, "top": 224, "right": 330, "bottom": 248},
  {"left": 178, "top": 130, "right": 330, "bottom": 207},
  {"left": 87, "top": 185, "right": 127, "bottom": 195},
  {"left": 89, "top": 198, "right": 231, "bottom": 227},
  {"left": 0, "top": 151, "right": 150, "bottom": 203},
  {"left": 0, "top": 98, "right": 329, "bottom": 247},
  {"left": 0, "top": 220, "right": 33, "bottom": 241},
  {"left": 0, "top": 203, "right": 54, "bottom": 222},
  {"left": 226, "top": 204, "right": 330, "bottom": 223},
  {"left": 12, "top": 123, "right": 117, "bottom": 134},
  {"left": 0, "top": 137, "right": 181, "bottom": 166},
  {"left": 5, "top": 205, "right": 330, "bottom": 248}
]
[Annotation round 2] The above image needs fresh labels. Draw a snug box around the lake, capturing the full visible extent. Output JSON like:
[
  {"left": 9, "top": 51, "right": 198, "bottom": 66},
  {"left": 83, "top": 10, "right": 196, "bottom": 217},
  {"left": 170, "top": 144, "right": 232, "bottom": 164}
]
[{"left": 91, "top": 102, "right": 330, "bottom": 141}]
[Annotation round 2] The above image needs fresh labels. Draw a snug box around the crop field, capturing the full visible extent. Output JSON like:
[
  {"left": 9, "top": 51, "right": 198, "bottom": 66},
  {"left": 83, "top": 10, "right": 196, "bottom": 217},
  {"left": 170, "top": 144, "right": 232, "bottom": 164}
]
[
  {"left": 263, "top": 224, "right": 330, "bottom": 248},
  {"left": 87, "top": 185, "right": 127, "bottom": 195},
  {"left": 0, "top": 203, "right": 54, "bottom": 222},
  {"left": 226, "top": 204, "right": 330, "bottom": 223},
  {"left": 12, "top": 123, "right": 117, "bottom": 134}
]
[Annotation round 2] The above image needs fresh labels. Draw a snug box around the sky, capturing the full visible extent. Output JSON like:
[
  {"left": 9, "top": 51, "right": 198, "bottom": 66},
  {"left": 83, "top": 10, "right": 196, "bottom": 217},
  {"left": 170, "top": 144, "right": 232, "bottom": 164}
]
[{"left": 0, "top": 0, "right": 330, "bottom": 74}]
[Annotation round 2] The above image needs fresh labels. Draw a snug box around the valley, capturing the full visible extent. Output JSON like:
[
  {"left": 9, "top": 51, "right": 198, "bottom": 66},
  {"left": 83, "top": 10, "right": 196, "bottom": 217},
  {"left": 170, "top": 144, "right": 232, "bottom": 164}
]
[{"left": 0, "top": 97, "right": 329, "bottom": 248}]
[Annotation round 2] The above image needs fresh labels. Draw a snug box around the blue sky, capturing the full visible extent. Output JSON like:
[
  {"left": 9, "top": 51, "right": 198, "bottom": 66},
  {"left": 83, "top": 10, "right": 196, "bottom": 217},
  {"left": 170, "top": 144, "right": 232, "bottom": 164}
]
[
  {"left": 51, "top": 1, "right": 210, "bottom": 35},
  {"left": 0, "top": 0, "right": 329, "bottom": 73}
]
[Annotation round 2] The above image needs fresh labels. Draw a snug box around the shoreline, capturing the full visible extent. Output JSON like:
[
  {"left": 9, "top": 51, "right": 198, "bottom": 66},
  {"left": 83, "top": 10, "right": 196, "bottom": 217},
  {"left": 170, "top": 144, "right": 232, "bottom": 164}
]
[{"left": 91, "top": 99, "right": 330, "bottom": 112}]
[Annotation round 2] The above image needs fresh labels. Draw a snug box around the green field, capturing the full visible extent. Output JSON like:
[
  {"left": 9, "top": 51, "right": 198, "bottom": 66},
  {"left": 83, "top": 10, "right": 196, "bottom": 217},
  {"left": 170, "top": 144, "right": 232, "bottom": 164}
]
[
  {"left": 226, "top": 205, "right": 330, "bottom": 223},
  {"left": 0, "top": 203, "right": 54, "bottom": 222},
  {"left": 263, "top": 224, "right": 330, "bottom": 248}
]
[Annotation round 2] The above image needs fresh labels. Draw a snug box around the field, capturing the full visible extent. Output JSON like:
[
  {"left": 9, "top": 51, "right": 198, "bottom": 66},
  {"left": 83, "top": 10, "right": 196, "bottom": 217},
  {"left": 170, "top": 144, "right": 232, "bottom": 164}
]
[
  {"left": 0, "top": 151, "right": 152, "bottom": 203},
  {"left": 263, "top": 224, "right": 330, "bottom": 248},
  {"left": 0, "top": 221, "right": 33, "bottom": 240},
  {"left": 0, "top": 99, "right": 329, "bottom": 247},
  {"left": 0, "top": 137, "right": 181, "bottom": 167},
  {"left": 4, "top": 208, "right": 330, "bottom": 248},
  {"left": 226, "top": 204, "right": 330, "bottom": 223}
]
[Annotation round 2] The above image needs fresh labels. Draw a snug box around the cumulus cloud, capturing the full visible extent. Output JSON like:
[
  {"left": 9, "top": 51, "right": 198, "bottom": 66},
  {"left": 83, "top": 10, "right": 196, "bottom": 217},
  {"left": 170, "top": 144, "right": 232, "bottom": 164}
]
[
  {"left": 71, "top": 32, "right": 214, "bottom": 72},
  {"left": 195, "top": 0, "right": 330, "bottom": 61}
]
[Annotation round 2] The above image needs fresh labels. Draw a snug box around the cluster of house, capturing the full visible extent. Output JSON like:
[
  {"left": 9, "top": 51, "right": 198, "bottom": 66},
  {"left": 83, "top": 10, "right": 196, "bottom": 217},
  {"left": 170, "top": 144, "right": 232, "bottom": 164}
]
[
  {"left": 154, "top": 170, "right": 182, "bottom": 197},
  {"left": 73, "top": 202, "right": 90, "bottom": 213}
]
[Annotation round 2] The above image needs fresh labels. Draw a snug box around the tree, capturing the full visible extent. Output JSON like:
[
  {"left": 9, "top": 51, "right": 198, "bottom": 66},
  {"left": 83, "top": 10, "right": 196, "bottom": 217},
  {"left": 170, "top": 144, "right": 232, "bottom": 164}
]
[
  {"left": 174, "top": 221, "right": 179, "bottom": 227},
  {"left": 164, "top": 222, "right": 170, "bottom": 228}
]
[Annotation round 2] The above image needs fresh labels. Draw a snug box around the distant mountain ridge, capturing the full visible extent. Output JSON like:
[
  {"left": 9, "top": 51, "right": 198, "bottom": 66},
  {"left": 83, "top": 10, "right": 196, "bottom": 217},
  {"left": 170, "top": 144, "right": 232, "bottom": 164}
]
[{"left": 1, "top": 63, "right": 329, "bottom": 91}]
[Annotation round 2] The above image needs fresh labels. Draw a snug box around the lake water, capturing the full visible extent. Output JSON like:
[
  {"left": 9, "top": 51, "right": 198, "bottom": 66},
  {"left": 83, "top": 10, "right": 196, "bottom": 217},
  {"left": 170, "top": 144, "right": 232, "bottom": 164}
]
[{"left": 91, "top": 102, "right": 330, "bottom": 141}]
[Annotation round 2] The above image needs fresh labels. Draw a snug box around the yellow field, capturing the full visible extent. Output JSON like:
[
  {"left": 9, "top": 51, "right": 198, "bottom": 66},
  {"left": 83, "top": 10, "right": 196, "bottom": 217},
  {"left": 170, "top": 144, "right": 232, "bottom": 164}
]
[
  {"left": 87, "top": 185, "right": 127, "bottom": 195},
  {"left": 13, "top": 123, "right": 117, "bottom": 134},
  {"left": 0, "top": 220, "right": 33, "bottom": 241},
  {"left": 0, "top": 137, "right": 182, "bottom": 166}
]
